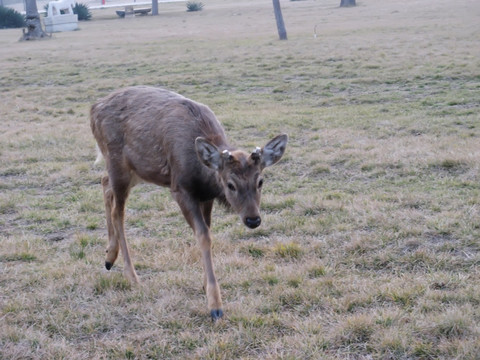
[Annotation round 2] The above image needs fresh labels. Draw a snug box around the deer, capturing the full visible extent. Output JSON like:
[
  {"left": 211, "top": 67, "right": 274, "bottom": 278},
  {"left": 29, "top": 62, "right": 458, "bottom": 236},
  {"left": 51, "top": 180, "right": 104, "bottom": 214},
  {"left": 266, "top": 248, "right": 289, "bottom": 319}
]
[{"left": 90, "top": 86, "right": 288, "bottom": 321}]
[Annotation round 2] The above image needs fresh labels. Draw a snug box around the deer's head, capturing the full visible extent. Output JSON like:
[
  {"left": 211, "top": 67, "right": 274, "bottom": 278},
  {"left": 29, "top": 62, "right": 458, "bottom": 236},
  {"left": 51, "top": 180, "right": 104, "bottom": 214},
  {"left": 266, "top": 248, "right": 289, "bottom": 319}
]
[{"left": 195, "top": 134, "right": 288, "bottom": 229}]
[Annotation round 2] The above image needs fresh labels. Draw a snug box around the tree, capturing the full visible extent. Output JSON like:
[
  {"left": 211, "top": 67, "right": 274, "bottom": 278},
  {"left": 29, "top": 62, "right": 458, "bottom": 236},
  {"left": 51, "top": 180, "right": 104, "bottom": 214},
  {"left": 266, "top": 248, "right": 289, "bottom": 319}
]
[
  {"left": 21, "top": 0, "right": 49, "bottom": 40},
  {"left": 340, "top": 0, "right": 356, "bottom": 7},
  {"left": 272, "top": 0, "right": 287, "bottom": 40}
]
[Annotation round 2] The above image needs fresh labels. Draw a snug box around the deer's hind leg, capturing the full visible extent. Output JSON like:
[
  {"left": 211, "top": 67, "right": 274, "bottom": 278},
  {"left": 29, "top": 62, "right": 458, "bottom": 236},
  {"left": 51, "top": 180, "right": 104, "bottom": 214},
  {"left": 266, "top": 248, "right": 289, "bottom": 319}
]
[
  {"left": 102, "top": 175, "right": 118, "bottom": 270},
  {"left": 102, "top": 169, "right": 140, "bottom": 284}
]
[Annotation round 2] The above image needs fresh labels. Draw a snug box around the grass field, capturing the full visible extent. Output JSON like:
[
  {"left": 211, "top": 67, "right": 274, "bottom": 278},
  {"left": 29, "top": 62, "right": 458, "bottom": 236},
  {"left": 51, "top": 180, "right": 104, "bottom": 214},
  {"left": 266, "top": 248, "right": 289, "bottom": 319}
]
[{"left": 1, "top": 0, "right": 479, "bottom": 358}]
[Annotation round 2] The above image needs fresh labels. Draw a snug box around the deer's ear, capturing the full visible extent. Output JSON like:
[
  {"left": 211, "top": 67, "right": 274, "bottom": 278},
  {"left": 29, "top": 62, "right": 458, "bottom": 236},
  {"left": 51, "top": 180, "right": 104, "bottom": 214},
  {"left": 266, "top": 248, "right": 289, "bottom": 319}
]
[
  {"left": 195, "top": 137, "right": 221, "bottom": 170},
  {"left": 261, "top": 134, "right": 288, "bottom": 168}
]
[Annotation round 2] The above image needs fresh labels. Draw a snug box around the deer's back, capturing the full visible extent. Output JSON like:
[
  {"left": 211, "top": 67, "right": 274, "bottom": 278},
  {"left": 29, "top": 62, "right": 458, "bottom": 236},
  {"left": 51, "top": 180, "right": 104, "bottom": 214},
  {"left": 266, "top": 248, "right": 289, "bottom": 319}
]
[{"left": 90, "top": 86, "right": 227, "bottom": 192}]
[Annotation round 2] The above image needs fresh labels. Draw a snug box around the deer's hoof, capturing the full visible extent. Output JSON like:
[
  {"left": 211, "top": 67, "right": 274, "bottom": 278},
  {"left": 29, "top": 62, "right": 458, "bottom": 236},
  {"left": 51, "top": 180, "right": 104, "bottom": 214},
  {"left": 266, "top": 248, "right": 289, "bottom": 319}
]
[
  {"left": 210, "top": 309, "right": 224, "bottom": 321},
  {"left": 105, "top": 261, "right": 113, "bottom": 270}
]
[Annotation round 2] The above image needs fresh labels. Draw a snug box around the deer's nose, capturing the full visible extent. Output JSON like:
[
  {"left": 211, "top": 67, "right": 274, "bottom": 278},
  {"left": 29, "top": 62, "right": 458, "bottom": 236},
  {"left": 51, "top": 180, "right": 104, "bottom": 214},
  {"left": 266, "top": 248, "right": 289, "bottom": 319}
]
[{"left": 245, "top": 216, "right": 261, "bottom": 229}]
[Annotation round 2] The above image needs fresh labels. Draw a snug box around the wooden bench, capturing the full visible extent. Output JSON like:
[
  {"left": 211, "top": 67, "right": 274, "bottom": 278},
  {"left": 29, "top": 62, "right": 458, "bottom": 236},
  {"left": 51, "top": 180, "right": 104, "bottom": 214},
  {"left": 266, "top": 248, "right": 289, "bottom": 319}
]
[{"left": 116, "top": 6, "right": 151, "bottom": 17}]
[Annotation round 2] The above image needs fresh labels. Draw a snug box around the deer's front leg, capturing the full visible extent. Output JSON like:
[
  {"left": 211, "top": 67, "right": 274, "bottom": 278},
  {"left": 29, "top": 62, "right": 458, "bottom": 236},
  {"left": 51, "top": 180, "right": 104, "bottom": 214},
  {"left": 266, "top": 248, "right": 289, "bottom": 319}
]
[
  {"left": 196, "top": 228, "right": 223, "bottom": 320},
  {"left": 173, "top": 191, "right": 223, "bottom": 321}
]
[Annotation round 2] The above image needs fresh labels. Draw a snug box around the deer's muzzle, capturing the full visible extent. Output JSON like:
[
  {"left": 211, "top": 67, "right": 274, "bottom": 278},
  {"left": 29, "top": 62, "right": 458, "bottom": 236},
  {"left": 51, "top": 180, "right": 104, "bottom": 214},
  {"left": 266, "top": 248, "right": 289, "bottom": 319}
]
[{"left": 245, "top": 216, "right": 261, "bottom": 229}]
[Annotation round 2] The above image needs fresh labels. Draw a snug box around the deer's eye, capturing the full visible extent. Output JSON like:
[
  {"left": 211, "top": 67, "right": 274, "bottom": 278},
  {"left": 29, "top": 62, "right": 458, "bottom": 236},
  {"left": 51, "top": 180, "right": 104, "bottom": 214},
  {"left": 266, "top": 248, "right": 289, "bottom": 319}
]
[
  {"left": 227, "top": 182, "right": 236, "bottom": 192},
  {"left": 258, "top": 179, "right": 264, "bottom": 189}
]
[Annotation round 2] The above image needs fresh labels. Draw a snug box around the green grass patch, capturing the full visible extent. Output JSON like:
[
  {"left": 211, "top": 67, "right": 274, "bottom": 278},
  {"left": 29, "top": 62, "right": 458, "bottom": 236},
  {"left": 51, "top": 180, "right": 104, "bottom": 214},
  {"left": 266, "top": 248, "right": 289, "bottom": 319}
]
[
  {"left": 1, "top": 252, "right": 37, "bottom": 262},
  {"left": 93, "top": 274, "right": 132, "bottom": 295},
  {"left": 308, "top": 265, "right": 327, "bottom": 278},
  {"left": 242, "top": 243, "right": 265, "bottom": 258},
  {"left": 273, "top": 242, "right": 303, "bottom": 259}
]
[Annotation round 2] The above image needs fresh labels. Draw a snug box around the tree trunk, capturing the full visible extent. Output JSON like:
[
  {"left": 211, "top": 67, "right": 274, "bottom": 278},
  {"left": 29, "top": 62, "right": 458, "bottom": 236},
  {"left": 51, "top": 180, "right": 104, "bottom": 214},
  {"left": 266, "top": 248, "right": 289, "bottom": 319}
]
[
  {"left": 152, "top": 0, "right": 158, "bottom": 15},
  {"left": 21, "top": 0, "right": 50, "bottom": 41},
  {"left": 272, "top": 0, "right": 287, "bottom": 40},
  {"left": 340, "top": 0, "right": 356, "bottom": 7}
]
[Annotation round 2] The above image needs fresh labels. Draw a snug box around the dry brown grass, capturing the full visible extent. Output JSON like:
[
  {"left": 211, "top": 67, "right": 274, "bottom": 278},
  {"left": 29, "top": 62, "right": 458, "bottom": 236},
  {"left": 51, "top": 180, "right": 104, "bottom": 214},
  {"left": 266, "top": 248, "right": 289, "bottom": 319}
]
[{"left": 1, "top": 0, "right": 479, "bottom": 358}]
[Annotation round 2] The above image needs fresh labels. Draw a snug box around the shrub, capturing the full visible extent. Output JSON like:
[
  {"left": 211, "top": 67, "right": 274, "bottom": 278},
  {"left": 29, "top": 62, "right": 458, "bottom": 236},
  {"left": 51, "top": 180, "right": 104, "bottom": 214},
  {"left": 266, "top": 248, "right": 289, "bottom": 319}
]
[
  {"left": 186, "top": 1, "right": 204, "bottom": 12},
  {"left": 0, "top": 6, "right": 25, "bottom": 29},
  {"left": 73, "top": 3, "right": 91, "bottom": 21}
]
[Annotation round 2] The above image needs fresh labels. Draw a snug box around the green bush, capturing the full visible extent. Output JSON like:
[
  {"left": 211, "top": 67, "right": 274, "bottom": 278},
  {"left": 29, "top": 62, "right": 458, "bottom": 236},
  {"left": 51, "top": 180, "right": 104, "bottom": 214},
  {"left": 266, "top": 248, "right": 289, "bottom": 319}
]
[
  {"left": 73, "top": 3, "right": 91, "bottom": 21},
  {"left": 186, "top": 1, "right": 204, "bottom": 12},
  {"left": 0, "top": 6, "right": 25, "bottom": 29},
  {"left": 44, "top": 2, "right": 92, "bottom": 21}
]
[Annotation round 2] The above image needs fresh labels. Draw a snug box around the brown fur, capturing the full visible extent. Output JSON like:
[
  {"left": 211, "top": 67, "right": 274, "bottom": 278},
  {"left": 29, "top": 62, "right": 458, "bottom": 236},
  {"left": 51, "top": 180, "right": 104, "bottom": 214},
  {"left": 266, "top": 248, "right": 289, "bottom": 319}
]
[{"left": 90, "top": 86, "right": 287, "bottom": 320}]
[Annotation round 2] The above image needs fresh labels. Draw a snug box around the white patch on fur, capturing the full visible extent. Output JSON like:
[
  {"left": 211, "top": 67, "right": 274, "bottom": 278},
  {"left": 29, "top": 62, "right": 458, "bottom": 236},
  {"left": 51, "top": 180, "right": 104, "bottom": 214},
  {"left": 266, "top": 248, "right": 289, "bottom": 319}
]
[{"left": 94, "top": 144, "right": 104, "bottom": 166}]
